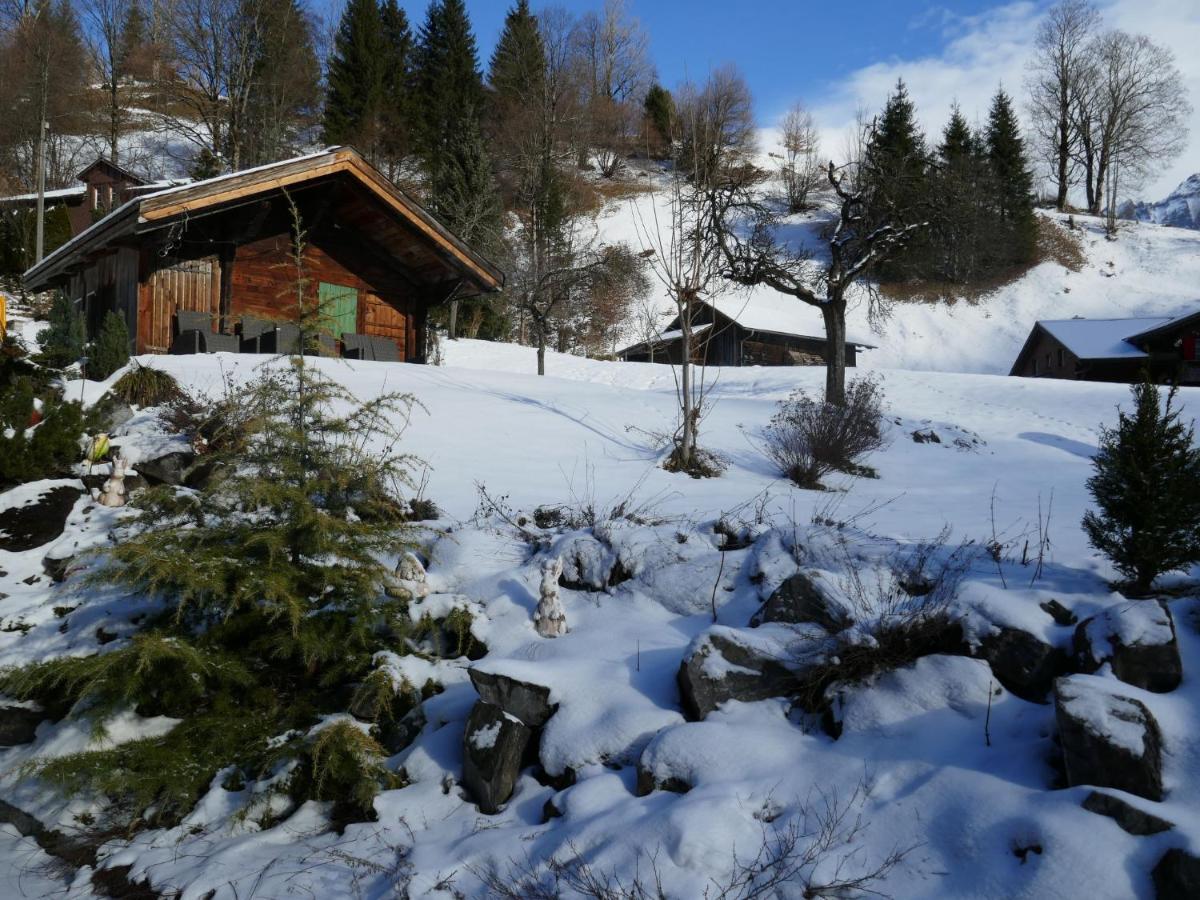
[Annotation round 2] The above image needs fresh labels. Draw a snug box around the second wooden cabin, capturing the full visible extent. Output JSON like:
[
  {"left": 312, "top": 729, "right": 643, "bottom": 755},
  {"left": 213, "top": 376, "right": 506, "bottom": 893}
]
[{"left": 22, "top": 147, "right": 504, "bottom": 361}]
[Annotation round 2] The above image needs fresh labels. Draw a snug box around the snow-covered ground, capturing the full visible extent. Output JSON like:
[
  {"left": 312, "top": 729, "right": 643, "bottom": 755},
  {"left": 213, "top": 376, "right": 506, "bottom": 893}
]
[{"left": 1, "top": 340, "right": 1198, "bottom": 898}]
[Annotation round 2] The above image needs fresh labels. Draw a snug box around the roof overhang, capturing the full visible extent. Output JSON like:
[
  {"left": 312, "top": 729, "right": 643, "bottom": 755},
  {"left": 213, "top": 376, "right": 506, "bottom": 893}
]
[{"left": 24, "top": 147, "right": 505, "bottom": 295}]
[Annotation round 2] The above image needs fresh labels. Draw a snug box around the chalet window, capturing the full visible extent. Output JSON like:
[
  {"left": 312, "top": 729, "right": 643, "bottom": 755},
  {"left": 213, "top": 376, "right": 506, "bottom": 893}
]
[
  {"left": 319, "top": 282, "right": 358, "bottom": 339},
  {"left": 1057, "top": 348, "right": 1065, "bottom": 368},
  {"left": 91, "top": 187, "right": 99, "bottom": 210},
  {"left": 104, "top": 184, "right": 113, "bottom": 207}
]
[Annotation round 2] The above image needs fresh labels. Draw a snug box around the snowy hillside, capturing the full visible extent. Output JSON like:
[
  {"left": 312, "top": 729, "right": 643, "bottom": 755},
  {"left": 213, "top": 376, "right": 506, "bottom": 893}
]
[
  {"left": 600, "top": 173, "right": 1200, "bottom": 376},
  {"left": 1127, "top": 174, "right": 1200, "bottom": 232},
  {"left": 2, "top": 344, "right": 1199, "bottom": 898}
]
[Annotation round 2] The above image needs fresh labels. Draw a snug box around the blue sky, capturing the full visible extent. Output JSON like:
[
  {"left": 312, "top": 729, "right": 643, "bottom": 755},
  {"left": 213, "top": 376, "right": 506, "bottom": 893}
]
[{"left": 378, "top": 0, "right": 1200, "bottom": 199}]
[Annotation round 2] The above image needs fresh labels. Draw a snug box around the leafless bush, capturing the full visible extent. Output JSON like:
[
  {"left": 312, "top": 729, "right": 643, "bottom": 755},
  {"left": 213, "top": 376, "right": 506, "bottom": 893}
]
[
  {"left": 764, "top": 378, "right": 887, "bottom": 489},
  {"left": 469, "top": 783, "right": 911, "bottom": 899}
]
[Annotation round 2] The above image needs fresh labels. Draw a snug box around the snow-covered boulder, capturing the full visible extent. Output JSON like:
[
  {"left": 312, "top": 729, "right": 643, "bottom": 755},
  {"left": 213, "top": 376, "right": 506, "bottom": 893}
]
[
  {"left": 461, "top": 701, "right": 532, "bottom": 814},
  {"left": 468, "top": 667, "right": 557, "bottom": 727},
  {"left": 0, "top": 480, "right": 84, "bottom": 553},
  {"left": 749, "top": 570, "right": 851, "bottom": 633},
  {"left": 555, "top": 532, "right": 623, "bottom": 591},
  {"left": 1153, "top": 848, "right": 1200, "bottom": 900},
  {"left": 974, "top": 626, "right": 1065, "bottom": 702},
  {"left": 1054, "top": 675, "right": 1164, "bottom": 801},
  {"left": 1073, "top": 600, "right": 1182, "bottom": 693},
  {"left": 134, "top": 450, "right": 197, "bottom": 487},
  {"left": 1081, "top": 791, "right": 1173, "bottom": 835},
  {"left": 677, "top": 624, "right": 816, "bottom": 720}
]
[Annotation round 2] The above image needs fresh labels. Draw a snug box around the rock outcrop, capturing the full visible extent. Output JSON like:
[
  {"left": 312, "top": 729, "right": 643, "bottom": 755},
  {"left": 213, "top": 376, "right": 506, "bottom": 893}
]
[
  {"left": 678, "top": 626, "right": 806, "bottom": 720},
  {"left": 461, "top": 701, "right": 532, "bottom": 815},
  {"left": 1081, "top": 791, "right": 1173, "bottom": 835},
  {"left": 1055, "top": 676, "right": 1164, "bottom": 801},
  {"left": 750, "top": 570, "right": 850, "bottom": 632},
  {"left": 1073, "top": 600, "right": 1182, "bottom": 693},
  {"left": 1152, "top": 848, "right": 1200, "bottom": 900},
  {"left": 973, "top": 625, "right": 1065, "bottom": 702}
]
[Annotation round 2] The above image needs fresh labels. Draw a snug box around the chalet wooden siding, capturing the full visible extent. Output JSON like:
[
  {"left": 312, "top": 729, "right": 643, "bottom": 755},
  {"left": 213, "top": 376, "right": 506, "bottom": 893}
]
[{"left": 23, "top": 147, "right": 502, "bottom": 363}]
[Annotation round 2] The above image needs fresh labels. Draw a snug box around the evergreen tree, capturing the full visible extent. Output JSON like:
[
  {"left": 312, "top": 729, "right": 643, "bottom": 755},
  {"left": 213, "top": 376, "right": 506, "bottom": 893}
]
[
  {"left": 378, "top": 0, "right": 414, "bottom": 176},
  {"left": 117, "top": 0, "right": 149, "bottom": 81},
  {"left": 933, "top": 106, "right": 990, "bottom": 283},
  {"left": 1083, "top": 381, "right": 1200, "bottom": 595},
  {"left": 985, "top": 88, "right": 1037, "bottom": 269},
  {"left": 37, "top": 292, "right": 86, "bottom": 368},
  {"left": 89, "top": 311, "right": 131, "bottom": 380},
  {"left": 488, "top": 0, "right": 544, "bottom": 104},
  {"left": 862, "top": 80, "right": 932, "bottom": 281},
  {"left": 643, "top": 83, "right": 673, "bottom": 157},
  {"left": 412, "top": 0, "right": 499, "bottom": 245},
  {"left": 322, "top": 0, "right": 388, "bottom": 159},
  {"left": 243, "top": 0, "right": 321, "bottom": 166}
]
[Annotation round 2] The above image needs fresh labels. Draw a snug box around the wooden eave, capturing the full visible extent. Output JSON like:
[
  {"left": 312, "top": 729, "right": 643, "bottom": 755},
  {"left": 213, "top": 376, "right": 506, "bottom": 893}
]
[{"left": 24, "top": 147, "right": 506, "bottom": 295}]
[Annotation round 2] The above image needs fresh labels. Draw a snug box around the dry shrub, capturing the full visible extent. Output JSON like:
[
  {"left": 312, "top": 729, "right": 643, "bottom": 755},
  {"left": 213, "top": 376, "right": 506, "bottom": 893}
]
[
  {"left": 764, "top": 378, "right": 886, "bottom": 489},
  {"left": 110, "top": 362, "right": 185, "bottom": 408},
  {"left": 1036, "top": 215, "right": 1086, "bottom": 271}
]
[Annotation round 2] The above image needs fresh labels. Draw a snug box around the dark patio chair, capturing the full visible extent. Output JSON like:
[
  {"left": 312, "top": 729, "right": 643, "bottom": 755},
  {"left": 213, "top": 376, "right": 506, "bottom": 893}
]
[
  {"left": 342, "top": 333, "right": 400, "bottom": 362},
  {"left": 259, "top": 323, "right": 301, "bottom": 355},
  {"left": 170, "top": 310, "right": 239, "bottom": 354},
  {"left": 238, "top": 316, "right": 275, "bottom": 354}
]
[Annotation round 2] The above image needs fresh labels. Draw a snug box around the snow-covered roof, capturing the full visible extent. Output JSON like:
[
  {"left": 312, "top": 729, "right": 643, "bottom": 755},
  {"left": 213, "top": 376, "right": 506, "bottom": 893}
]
[
  {"left": 1124, "top": 309, "right": 1200, "bottom": 342},
  {"left": 656, "top": 323, "right": 712, "bottom": 342},
  {"left": 1038, "top": 317, "right": 1172, "bottom": 359},
  {"left": 0, "top": 185, "right": 86, "bottom": 203},
  {"left": 706, "top": 294, "right": 876, "bottom": 348}
]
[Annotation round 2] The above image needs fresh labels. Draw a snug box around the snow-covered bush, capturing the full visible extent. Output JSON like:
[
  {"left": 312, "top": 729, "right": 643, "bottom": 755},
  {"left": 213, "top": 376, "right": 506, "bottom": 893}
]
[
  {"left": 1083, "top": 381, "right": 1200, "bottom": 594},
  {"left": 764, "top": 377, "right": 886, "bottom": 488}
]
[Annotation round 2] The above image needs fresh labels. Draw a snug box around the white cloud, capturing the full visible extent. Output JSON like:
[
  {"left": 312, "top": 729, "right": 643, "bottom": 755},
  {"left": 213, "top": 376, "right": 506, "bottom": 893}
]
[{"left": 788, "top": 0, "right": 1200, "bottom": 202}]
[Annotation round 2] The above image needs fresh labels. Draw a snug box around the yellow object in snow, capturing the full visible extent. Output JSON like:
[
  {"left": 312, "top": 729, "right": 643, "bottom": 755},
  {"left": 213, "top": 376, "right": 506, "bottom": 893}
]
[
  {"left": 0, "top": 293, "right": 6, "bottom": 338},
  {"left": 88, "top": 433, "right": 111, "bottom": 463}
]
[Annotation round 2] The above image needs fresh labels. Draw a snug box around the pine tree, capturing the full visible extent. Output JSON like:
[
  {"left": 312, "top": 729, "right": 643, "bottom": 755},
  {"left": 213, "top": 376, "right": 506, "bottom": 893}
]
[
  {"left": 378, "top": 0, "right": 414, "bottom": 176},
  {"left": 37, "top": 292, "right": 86, "bottom": 368},
  {"left": 933, "top": 106, "right": 990, "bottom": 283},
  {"left": 243, "top": 0, "right": 321, "bottom": 166},
  {"left": 862, "top": 80, "right": 931, "bottom": 281},
  {"left": 89, "top": 311, "right": 131, "bottom": 380},
  {"left": 322, "top": 0, "right": 388, "bottom": 159},
  {"left": 1083, "top": 381, "right": 1200, "bottom": 595},
  {"left": 985, "top": 89, "right": 1037, "bottom": 269},
  {"left": 488, "top": 0, "right": 544, "bottom": 104},
  {"left": 412, "top": 0, "right": 496, "bottom": 230},
  {"left": 117, "top": 0, "right": 148, "bottom": 80},
  {"left": 643, "top": 84, "right": 673, "bottom": 157}
]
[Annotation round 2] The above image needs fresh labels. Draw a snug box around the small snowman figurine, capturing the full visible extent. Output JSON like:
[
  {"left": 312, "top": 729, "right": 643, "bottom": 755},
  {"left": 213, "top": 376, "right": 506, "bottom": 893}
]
[{"left": 533, "top": 556, "right": 568, "bottom": 638}]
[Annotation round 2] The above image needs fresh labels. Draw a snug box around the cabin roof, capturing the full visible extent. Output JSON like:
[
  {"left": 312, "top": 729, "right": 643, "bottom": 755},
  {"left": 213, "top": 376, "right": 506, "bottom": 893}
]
[
  {"left": 76, "top": 157, "right": 149, "bottom": 186},
  {"left": 1124, "top": 309, "right": 1200, "bottom": 344},
  {"left": 23, "top": 146, "right": 504, "bottom": 294},
  {"left": 1037, "top": 317, "right": 1173, "bottom": 360}
]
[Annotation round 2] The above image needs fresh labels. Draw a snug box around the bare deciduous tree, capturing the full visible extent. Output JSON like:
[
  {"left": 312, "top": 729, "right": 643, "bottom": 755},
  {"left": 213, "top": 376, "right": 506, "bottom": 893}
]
[
  {"left": 776, "top": 101, "right": 822, "bottom": 213},
  {"left": 1026, "top": 0, "right": 1099, "bottom": 211},
  {"left": 714, "top": 147, "right": 925, "bottom": 406},
  {"left": 1079, "top": 30, "right": 1191, "bottom": 224},
  {"left": 80, "top": 0, "right": 133, "bottom": 162},
  {"left": 675, "top": 64, "right": 756, "bottom": 189}
]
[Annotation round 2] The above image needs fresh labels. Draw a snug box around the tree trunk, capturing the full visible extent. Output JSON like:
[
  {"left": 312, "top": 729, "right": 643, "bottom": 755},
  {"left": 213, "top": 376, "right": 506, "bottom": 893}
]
[
  {"left": 678, "top": 315, "right": 695, "bottom": 467},
  {"left": 822, "top": 301, "right": 847, "bottom": 406},
  {"left": 1055, "top": 111, "right": 1070, "bottom": 211},
  {"left": 448, "top": 300, "right": 458, "bottom": 340},
  {"left": 537, "top": 340, "right": 546, "bottom": 376}
]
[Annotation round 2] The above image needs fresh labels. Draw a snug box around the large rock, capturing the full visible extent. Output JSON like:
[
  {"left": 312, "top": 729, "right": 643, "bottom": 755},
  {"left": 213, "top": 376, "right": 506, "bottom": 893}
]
[
  {"left": 461, "top": 700, "right": 531, "bottom": 814},
  {"left": 750, "top": 571, "right": 850, "bottom": 632},
  {"left": 1152, "top": 849, "right": 1200, "bottom": 900},
  {"left": 91, "top": 394, "right": 135, "bottom": 432},
  {"left": 135, "top": 451, "right": 196, "bottom": 487},
  {"left": 973, "top": 625, "right": 1066, "bottom": 702},
  {"left": 0, "top": 705, "right": 44, "bottom": 747},
  {"left": 0, "top": 481, "right": 84, "bottom": 552},
  {"left": 1055, "top": 675, "right": 1164, "bottom": 801},
  {"left": 1074, "top": 601, "right": 1182, "bottom": 693},
  {"left": 1081, "top": 791, "right": 1173, "bottom": 835},
  {"left": 468, "top": 668, "right": 556, "bottom": 727},
  {"left": 678, "top": 626, "right": 804, "bottom": 720}
]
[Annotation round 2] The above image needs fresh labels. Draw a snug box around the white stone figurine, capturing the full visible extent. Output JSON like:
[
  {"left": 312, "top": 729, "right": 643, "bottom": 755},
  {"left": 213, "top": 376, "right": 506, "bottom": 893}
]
[
  {"left": 534, "top": 556, "right": 568, "bottom": 638},
  {"left": 392, "top": 551, "right": 430, "bottom": 600},
  {"left": 95, "top": 456, "right": 128, "bottom": 508}
]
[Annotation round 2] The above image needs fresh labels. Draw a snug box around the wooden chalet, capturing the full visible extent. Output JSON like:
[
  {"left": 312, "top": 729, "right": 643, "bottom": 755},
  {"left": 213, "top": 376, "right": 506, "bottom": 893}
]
[
  {"left": 22, "top": 147, "right": 504, "bottom": 361},
  {"left": 0, "top": 157, "right": 182, "bottom": 238},
  {"left": 618, "top": 297, "right": 873, "bottom": 367},
  {"left": 1009, "top": 312, "right": 1200, "bottom": 385}
]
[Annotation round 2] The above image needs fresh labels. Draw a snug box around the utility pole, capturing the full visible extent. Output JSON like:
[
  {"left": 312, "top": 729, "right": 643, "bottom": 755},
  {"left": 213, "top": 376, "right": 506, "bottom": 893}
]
[{"left": 35, "top": 115, "right": 47, "bottom": 263}]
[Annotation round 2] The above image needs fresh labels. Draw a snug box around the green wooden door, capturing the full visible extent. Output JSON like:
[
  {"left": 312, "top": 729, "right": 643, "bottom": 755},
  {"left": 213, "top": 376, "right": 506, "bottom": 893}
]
[{"left": 319, "top": 282, "right": 358, "bottom": 339}]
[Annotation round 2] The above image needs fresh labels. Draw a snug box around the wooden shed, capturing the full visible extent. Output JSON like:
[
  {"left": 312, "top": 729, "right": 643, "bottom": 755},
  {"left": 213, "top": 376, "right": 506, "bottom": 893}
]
[
  {"left": 1009, "top": 312, "right": 1200, "bottom": 385},
  {"left": 23, "top": 147, "right": 504, "bottom": 361},
  {"left": 618, "top": 297, "right": 872, "bottom": 367}
]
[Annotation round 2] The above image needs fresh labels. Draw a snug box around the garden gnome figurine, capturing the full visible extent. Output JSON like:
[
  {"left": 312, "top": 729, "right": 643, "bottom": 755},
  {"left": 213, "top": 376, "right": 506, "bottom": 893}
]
[
  {"left": 96, "top": 456, "right": 128, "bottom": 508},
  {"left": 534, "top": 556, "right": 568, "bottom": 637}
]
